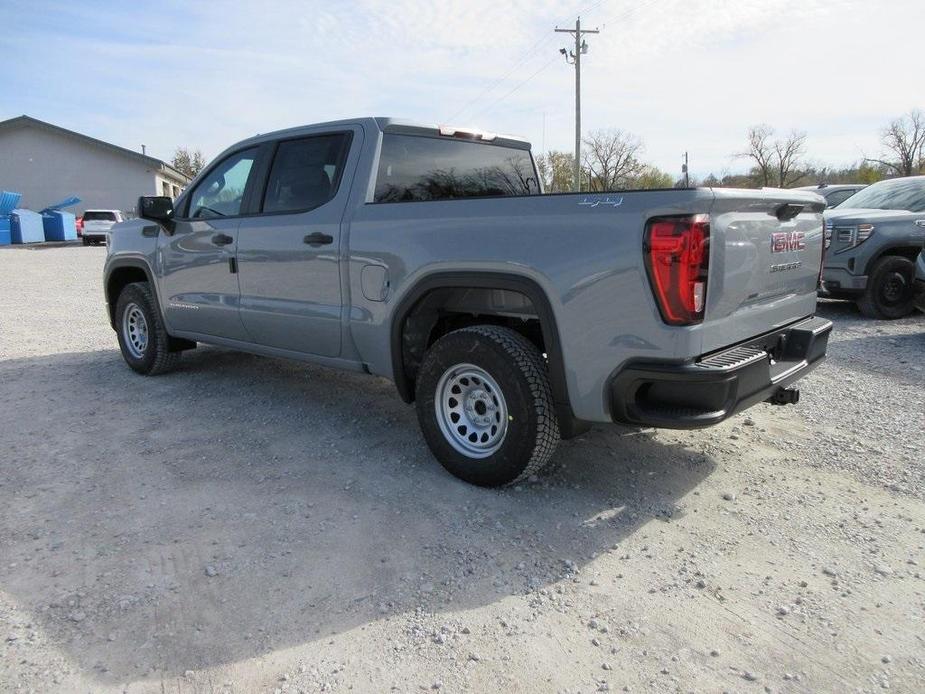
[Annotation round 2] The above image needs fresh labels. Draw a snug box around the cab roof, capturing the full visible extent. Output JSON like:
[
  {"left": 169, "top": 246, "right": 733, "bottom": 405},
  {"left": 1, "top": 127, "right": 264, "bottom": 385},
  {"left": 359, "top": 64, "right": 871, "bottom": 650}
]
[{"left": 235, "top": 117, "right": 531, "bottom": 152}]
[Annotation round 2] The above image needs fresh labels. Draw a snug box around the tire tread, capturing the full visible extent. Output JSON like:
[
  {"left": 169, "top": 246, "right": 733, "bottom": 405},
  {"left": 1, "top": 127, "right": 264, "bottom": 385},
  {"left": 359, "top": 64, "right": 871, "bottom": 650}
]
[
  {"left": 117, "top": 282, "right": 180, "bottom": 375},
  {"left": 449, "top": 325, "right": 560, "bottom": 483}
]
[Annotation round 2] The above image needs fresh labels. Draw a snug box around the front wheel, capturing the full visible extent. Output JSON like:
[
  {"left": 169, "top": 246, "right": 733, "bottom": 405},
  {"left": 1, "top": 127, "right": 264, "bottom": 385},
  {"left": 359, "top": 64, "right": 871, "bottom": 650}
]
[
  {"left": 115, "top": 282, "right": 180, "bottom": 375},
  {"left": 857, "top": 255, "right": 916, "bottom": 319},
  {"left": 415, "top": 325, "right": 560, "bottom": 487}
]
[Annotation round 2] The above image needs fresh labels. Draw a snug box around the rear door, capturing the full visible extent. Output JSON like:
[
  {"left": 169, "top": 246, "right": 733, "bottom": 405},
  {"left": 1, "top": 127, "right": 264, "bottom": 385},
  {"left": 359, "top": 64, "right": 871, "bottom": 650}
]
[
  {"left": 235, "top": 129, "right": 357, "bottom": 356},
  {"left": 158, "top": 146, "right": 261, "bottom": 340}
]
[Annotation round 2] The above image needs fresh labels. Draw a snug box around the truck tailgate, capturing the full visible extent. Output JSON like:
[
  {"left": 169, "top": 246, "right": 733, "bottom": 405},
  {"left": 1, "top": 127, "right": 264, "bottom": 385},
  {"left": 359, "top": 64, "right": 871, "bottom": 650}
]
[{"left": 701, "top": 188, "right": 826, "bottom": 352}]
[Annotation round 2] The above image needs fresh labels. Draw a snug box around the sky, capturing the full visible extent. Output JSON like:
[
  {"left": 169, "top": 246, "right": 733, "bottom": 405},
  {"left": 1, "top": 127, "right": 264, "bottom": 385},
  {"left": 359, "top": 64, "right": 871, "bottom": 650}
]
[{"left": 2, "top": 0, "right": 923, "bottom": 180}]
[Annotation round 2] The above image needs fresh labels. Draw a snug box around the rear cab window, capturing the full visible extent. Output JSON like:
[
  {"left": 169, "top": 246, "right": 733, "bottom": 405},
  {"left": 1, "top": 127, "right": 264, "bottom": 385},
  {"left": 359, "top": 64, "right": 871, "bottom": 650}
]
[
  {"left": 373, "top": 134, "right": 540, "bottom": 203},
  {"left": 83, "top": 211, "right": 118, "bottom": 221}
]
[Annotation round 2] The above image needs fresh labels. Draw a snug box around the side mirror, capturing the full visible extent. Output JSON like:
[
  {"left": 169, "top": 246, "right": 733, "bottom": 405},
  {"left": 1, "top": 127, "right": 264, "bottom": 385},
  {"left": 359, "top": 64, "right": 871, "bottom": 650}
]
[{"left": 138, "top": 196, "right": 173, "bottom": 223}]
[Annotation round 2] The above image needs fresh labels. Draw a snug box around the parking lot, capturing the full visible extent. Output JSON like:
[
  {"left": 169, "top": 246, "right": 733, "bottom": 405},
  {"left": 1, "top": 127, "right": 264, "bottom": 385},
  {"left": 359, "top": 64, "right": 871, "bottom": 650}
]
[{"left": 1, "top": 245, "right": 923, "bottom": 693}]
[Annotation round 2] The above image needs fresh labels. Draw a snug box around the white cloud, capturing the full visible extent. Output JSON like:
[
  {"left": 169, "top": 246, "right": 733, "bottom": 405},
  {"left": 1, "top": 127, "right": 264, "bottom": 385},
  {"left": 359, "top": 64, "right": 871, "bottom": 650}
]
[{"left": 3, "top": 0, "right": 923, "bottom": 178}]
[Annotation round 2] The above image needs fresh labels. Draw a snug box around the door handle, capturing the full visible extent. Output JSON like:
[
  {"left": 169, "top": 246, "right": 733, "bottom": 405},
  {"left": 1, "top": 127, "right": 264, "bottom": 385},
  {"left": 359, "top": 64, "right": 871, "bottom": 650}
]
[
  {"left": 915, "top": 220, "right": 925, "bottom": 227},
  {"left": 212, "top": 233, "right": 234, "bottom": 246},
  {"left": 303, "top": 232, "right": 334, "bottom": 247}
]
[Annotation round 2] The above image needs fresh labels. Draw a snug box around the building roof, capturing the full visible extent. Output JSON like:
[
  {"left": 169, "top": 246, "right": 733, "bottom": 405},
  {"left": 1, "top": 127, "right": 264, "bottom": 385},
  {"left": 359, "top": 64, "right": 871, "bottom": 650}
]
[{"left": 0, "top": 115, "right": 191, "bottom": 184}]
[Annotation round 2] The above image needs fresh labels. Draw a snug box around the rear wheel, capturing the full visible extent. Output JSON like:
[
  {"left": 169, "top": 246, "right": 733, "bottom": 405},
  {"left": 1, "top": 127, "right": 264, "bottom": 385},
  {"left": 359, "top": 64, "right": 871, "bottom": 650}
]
[
  {"left": 82, "top": 237, "right": 90, "bottom": 246},
  {"left": 415, "top": 325, "right": 560, "bottom": 487},
  {"left": 857, "top": 255, "right": 915, "bottom": 319},
  {"left": 115, "top": 282, "right": 180, "bottom": 375}
]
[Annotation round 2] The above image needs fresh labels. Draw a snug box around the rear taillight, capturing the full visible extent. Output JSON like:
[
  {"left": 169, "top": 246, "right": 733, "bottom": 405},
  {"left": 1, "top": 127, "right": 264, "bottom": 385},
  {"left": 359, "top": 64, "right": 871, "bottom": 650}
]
[{"left": 644, "top": 214, "right": 710, "bottom": 326}]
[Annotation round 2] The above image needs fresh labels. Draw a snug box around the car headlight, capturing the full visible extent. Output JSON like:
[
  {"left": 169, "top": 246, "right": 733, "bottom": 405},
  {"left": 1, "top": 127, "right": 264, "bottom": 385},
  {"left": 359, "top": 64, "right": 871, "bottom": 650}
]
[{"left": 856, "top": 224, "right": 874, "bottom": 244}]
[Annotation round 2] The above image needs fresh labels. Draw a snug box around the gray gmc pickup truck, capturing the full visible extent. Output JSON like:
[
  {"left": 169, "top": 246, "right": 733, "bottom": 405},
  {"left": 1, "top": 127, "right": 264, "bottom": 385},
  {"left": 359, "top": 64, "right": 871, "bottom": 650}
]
[
  {"left": 103, "top": 117, "right": 832, "bottom": 486},
  {"left": 821, "top": 176, "right": 925, "bottom": 318}
]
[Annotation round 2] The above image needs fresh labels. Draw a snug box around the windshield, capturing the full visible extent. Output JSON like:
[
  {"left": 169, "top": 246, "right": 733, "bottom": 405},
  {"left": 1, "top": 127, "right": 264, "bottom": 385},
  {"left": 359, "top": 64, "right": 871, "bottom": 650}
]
[{"left": 838, "top": 177, "right": 925, "bottom": 212}]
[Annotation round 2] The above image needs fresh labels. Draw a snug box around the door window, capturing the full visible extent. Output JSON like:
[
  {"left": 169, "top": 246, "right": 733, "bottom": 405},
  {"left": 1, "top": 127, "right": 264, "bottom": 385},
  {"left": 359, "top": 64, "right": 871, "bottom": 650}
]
[
  {"left": 187, "top": 147, "right": 259, "bottom": 218},
  {"left": 261, "top": 134, "right": 351, "bottom": 214}
]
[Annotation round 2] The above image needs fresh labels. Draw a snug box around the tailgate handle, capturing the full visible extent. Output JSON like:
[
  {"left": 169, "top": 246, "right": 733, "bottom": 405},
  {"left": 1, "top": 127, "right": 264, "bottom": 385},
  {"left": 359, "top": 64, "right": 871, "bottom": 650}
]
[{"left": 775, "top": 203, "right": 804, "bottom": 221}]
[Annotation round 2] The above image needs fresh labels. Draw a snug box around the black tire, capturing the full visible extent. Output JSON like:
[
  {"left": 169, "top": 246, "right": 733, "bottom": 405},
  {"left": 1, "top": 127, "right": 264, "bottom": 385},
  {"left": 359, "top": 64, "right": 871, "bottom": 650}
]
[
  {"left": 82, "top": 237, "right": 90, "bottom": 246},
  {"left": 114, "top": 282, "right": 180, "bottom": 375},
  {"left": 857, "top": 255, "right": 916, "bottom": 319},
  {"left": 415, "top": 325, "right": 560, "bottom": 487}
]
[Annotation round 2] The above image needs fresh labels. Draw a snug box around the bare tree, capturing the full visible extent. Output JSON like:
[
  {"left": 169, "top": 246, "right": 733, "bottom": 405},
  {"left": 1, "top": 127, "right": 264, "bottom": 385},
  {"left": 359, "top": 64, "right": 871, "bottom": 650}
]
[
  {"left": 740, "top": 125, "right": 775, "bottom": 186},
  {"left": 773, "top": 131, "right": 808, "bottom": 187},
  {"left": 738, "top": 125, "right": 807, "bottom": 187},
  {"left": 582, "top": 129, "right": 645, "bottom": 191},
  {"left": 865, "top": 110, "right": 925, "bottom": 177}
]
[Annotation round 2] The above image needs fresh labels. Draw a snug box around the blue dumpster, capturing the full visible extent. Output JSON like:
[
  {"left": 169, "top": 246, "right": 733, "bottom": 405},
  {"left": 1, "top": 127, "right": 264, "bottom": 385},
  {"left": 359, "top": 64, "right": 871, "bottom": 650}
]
[
  {"left": 40, "top": 196, "right": 80, "bottom": 241},
  {"left": 10, "top": 209, "right": 45, "bottom": 244},
  {"left": 0, "top": 191, "right": 20, "bottom": 246},
  {"left": 42, "top": 210, "right": 77, "bottom": 241}
]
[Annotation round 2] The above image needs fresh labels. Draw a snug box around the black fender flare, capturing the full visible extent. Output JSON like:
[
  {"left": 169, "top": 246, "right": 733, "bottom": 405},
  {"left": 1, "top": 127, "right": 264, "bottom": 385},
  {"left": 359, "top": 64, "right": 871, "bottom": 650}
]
[
  {"left": 389, "top": 271, "right": 575, "bottom": 424},
  {"left": 103, "top": 257, "right": 161, "bottom": 329}
]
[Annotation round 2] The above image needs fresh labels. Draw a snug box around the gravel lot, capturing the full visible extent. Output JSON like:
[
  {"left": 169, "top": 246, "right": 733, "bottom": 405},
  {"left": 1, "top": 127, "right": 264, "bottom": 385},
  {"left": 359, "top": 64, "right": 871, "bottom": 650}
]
[{"left": 1, "top": 245, "right": 923, "bottom": 693}]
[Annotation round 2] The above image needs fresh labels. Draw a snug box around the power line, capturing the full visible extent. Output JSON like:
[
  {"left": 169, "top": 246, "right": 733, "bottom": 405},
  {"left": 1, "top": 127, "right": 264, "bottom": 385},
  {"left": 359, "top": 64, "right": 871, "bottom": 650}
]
[
  {"left": 444, "top": 0, "right": 611, "bottom": 124},
  {"left": 466, "top": 54, "right": 561, "bottom": 121}
]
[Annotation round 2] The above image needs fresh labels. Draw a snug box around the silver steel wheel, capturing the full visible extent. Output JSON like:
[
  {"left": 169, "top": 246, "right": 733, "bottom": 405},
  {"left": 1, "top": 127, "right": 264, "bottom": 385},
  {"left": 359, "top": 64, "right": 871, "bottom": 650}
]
[
  {"left": 435, "top": 363, "right": 508, "bottom": 458},
  {"left": 122, "top": 302, "right": 149, "bottom": 359}
]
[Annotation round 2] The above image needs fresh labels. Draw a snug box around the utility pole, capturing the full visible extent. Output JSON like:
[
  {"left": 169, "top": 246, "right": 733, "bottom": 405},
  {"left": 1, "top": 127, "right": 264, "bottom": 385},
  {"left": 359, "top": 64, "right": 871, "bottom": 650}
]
[
  {"left": 682, "top": 151, "right": 690, "bottom": 188},
  {"left": 556, "top": 17, "right": 599, "bottom": 192}
]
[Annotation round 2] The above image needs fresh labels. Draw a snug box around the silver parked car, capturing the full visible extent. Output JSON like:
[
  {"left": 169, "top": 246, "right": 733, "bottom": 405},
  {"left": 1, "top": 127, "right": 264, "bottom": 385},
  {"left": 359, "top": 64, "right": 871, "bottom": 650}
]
[{"left": 795, "top": 183, "right": 867, "bottom": 208}]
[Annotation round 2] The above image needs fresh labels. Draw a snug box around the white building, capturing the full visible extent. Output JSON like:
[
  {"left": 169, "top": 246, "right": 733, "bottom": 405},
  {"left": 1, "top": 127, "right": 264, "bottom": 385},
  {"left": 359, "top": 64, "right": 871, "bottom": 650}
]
[{"left": 0, "top": 115, "right": 190, "bottom": 216}]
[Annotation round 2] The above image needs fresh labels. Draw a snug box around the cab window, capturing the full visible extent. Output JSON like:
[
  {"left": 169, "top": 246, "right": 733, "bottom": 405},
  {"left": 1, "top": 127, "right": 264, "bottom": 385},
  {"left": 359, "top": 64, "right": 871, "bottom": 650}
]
[
  {"left": 261, "top": 134, "right": 351, "bottom": 214},
  {"left": 187, "top": 147, "right": 258, "bottom": 218}
]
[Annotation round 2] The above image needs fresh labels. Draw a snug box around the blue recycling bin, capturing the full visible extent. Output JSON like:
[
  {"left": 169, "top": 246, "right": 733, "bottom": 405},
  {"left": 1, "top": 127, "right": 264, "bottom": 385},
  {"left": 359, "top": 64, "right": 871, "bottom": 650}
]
[
  {"left": 10, "top": 209, "right": 45, "bottom": 243},
  {"left": 42, "top": 210, "right": 77, "bottom": 241},
  {"left": 0, "top": 191, "right": 19, "bottom": 245}
]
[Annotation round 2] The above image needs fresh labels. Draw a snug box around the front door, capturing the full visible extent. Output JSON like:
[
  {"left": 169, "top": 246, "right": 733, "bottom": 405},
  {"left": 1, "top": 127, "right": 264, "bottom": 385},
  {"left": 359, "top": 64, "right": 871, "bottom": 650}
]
[
  {"left": 158, "top": 146, "right": 260, "bottom": 340},
  {"left": 235, "top": 132, "right": 355, "bottom": 356}
]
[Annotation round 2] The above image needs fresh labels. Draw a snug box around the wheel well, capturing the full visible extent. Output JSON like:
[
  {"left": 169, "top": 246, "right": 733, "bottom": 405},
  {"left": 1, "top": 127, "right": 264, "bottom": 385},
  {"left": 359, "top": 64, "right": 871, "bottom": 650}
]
[
  {"left": 399, "top": 287, "right": 545, "bottom": 393},
  {"left": 106, "top": 266, "right": 149, "bottom": 326},
  {"left": 868, "top": 246, "right": 921, "bottom": 270},
  {"left": 390, "top": 274, "right": 580, "bottom": 434}
]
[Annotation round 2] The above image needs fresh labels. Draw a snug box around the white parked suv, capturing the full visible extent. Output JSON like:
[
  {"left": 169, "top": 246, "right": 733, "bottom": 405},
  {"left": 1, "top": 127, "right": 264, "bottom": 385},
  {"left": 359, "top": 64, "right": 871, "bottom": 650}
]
[{"left": 82, "top": 210, "right": 124, "bottom": 245}]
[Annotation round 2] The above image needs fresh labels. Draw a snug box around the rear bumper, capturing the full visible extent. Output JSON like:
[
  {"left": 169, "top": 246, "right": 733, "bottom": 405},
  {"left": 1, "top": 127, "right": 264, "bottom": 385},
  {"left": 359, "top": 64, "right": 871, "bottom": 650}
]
[{"left": 609, "top": 316, "right": 832, "bottom": 429}]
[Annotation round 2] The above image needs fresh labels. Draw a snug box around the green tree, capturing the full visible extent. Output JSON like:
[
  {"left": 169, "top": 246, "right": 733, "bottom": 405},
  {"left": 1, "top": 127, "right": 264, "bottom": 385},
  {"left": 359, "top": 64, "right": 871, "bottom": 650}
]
[
  {"left": 632, "top": 165, "right": 674, "bottom": 189},
  {"left": 537, "top": 151, "right": 575, "bottom": 192},
  {"left": 171, "top": 147, "right": 207, "bottom": 179}
]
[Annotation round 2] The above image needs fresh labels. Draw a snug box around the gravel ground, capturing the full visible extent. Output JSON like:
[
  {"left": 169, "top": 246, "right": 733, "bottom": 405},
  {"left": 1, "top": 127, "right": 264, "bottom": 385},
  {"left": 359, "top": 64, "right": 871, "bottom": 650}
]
[{"left": 0, "top": 245, "right": 923, "bottom": 693}]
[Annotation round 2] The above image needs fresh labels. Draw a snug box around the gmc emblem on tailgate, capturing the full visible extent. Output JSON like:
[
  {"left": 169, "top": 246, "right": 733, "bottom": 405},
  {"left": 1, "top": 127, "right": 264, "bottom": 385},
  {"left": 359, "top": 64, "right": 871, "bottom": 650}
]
[{"left": 770, "top": 231, "right": 806, "bottom": 253}]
